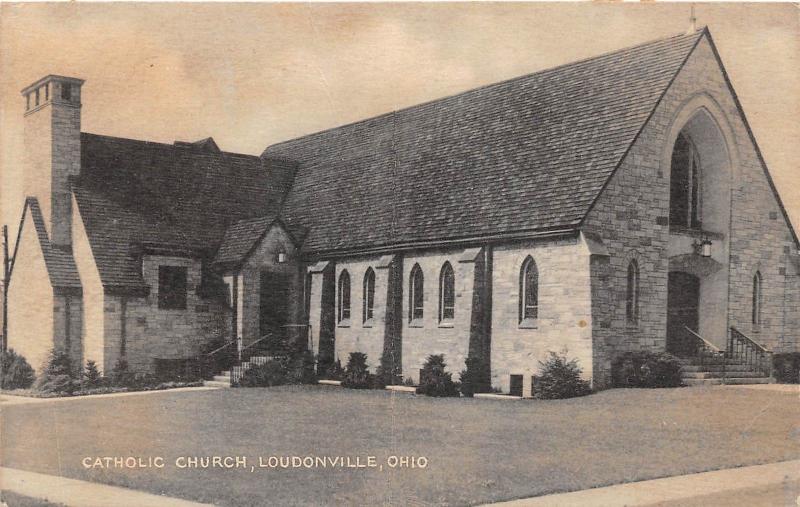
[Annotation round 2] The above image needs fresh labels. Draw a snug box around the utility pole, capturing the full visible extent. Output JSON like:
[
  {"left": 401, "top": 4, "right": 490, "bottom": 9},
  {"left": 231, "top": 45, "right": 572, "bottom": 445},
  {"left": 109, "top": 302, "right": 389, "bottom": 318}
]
[{"left": 2, "top": 225, "right": 9, "bottom": 353}]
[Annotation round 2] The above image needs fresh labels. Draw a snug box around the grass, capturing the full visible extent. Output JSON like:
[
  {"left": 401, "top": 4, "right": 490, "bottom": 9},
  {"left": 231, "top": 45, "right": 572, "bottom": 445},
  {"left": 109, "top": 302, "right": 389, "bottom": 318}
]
[
  {"left": 2, "top": 386, "right": 798, "bottom": 506},
  {"left": 0, "top": 490, "right": 67, "bottom": 507}
]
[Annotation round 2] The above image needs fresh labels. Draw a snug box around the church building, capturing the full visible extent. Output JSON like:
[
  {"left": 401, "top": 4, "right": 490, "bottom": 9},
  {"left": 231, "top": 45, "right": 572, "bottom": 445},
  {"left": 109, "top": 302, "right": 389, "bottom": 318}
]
[{"left": 7, "top": 28, "right": 799, "bottom": 393}]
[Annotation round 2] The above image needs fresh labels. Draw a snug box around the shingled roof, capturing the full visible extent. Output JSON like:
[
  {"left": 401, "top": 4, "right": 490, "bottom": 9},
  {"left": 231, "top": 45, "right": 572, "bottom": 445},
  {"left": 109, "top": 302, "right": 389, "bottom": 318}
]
[
  {"left": 266, "top": 29, "right": 706, "bottom": 255},
  {"left": 74, "top": 133, "right": 296, "bottom": 291},
  {"left": 17, "top": 198, "right": 82, "bottom": 293}
]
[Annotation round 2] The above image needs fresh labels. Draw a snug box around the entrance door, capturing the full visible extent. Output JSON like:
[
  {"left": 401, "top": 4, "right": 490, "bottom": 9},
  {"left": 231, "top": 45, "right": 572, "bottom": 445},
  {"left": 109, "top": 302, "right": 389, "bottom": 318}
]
[
  {"left": 260, "top": 271, "right": 290, "bottom": 354},
  {"left": 666, "top": 271, "right": 700, "bottom": 357}
]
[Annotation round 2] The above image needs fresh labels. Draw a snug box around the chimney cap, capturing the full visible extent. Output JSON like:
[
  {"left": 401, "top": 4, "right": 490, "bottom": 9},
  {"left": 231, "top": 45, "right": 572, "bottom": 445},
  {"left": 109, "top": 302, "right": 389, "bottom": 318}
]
[{"left": 21, "top": 75, "right": 84, "bottom": 96}]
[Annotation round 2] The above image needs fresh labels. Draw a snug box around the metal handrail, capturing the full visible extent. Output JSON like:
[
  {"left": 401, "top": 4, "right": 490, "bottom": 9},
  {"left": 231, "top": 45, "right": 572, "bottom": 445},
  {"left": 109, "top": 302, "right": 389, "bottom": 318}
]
[
  {"left": 729, "top": 327, "right": 772, "bottom": 378},
  {"left": 730, "top": 326, "right": 770, "bottom": 353},
  {"left": 684, "top": 326, "right": 722, "bottom": 353},
  {"left": 205, "top": 339, "right": 237, "bottom": 358}
]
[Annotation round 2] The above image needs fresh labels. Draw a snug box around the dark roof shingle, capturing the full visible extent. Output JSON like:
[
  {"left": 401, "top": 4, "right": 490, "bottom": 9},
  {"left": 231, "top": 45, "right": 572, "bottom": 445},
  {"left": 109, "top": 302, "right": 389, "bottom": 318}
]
[
  {"left": 23, "top": 198, "right": 82, "bottom": 290},
  {"left": 266, "top": 30, "right": 705, "bottom": 254}
]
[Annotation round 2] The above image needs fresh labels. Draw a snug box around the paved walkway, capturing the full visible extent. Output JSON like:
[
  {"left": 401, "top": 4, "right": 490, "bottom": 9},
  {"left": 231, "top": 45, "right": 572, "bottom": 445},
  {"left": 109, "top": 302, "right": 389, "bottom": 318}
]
[
  {"left": 0, "top": 386, "right": 218, "bottom": 406},
  {"left": 0, "top": 467, "right": 214, "bottom": 507},
  {"left": 485, "top": 459, "right": 800, "bottom": 507}
]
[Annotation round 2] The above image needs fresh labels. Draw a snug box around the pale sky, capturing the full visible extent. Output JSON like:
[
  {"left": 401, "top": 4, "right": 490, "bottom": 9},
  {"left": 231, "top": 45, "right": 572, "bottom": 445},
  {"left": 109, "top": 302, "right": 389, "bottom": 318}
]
[{"left": 1, "top": 3, "right": 799, "bottom": 233}]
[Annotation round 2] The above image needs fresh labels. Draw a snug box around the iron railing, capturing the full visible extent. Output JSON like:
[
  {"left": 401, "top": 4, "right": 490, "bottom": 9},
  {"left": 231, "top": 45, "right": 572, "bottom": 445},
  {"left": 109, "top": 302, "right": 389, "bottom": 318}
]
[
  {"left": 684, "top": 326, "right": 726, "bottom": 374},
  {"left": 729, "top": 327, "right": 772, "bottom": 378},
  {"left": 199, "top": 339, "right": 237, "bottom": 380}
]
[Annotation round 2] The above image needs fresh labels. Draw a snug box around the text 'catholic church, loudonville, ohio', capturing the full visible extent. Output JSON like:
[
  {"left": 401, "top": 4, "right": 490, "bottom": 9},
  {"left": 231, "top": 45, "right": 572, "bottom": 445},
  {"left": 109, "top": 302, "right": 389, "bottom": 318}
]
[{"left": 7, "top": 27, "right": 800, "bottom": 395}]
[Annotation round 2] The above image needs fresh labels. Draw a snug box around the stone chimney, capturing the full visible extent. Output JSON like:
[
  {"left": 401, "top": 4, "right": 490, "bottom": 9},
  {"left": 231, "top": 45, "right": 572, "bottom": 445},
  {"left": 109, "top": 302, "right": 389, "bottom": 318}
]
[{"left": 20, "top": 75, "right": 84, "bottom": 248}]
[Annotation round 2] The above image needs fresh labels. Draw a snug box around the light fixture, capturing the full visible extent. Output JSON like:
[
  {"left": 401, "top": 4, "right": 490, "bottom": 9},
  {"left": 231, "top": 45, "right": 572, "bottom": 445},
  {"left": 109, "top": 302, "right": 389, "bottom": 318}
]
[
  {"left": 693, "top": 235, "right": 712, "bottom": 258},
  {"left": 276, "top": 251, "right": 287, "bottom": 264}
]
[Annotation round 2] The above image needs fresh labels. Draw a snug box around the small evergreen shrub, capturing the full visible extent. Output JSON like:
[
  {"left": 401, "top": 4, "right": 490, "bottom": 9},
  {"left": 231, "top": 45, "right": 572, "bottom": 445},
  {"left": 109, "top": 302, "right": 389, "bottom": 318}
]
[
  {"left": 773, "top": 352, "right": 800, "bottom": 384},
  {"left": 459, "top": 356, "right": 490, "bottom": 398},
  {"left": 611, "top": 351, "right": 683, "bottom": 388},
  {"left": 286, "top": 350, "right": 318, "bottom": 385},
  {"left": 0, "top": 349, "right": 36, "bottom": 390},
  {"left": 82, "top": 360, "right": 103, "bottom": 389},
  {"left": 109, "top": 358, "right": 136, "bottom": 387},
  {"left": 402, "top": 376, "right": 416, "bottom": 387},
  {"left": 342, "top": 352, "right": 374, "bottom": 389},
  {"left": 534, "top": 350, "right": 591, "bottom": 399},
  {"left": 416, "top": 354, "right": 460, "bottom": 397},
  {"left": 34, "top": 349, "right": 79, "bottom": 394},
  {"left": 321, "top": 359, "right": 345, "bottom": 381},
  {"left": 239, "top": 360, "right": 288, "bottom": 387}
]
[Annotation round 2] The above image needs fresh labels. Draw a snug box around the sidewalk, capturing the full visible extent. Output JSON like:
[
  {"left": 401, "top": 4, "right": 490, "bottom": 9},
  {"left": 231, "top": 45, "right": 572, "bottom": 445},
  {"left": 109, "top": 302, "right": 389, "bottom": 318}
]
[
  {"left": 0, "top": 467, "right": 213, "bottom": 507},
  {"left": 0, "top": 386, "right": 217, "bottom": 406},
  {"left": 485, "top": 459, "right": 800, "bottom": 507}
]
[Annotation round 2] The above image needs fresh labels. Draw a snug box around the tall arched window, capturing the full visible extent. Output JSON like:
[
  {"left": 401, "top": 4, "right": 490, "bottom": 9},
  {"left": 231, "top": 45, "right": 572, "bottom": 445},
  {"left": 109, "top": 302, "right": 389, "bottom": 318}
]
[
  {"left": 409, "top": 264, "right": 424, "bottom": 322},
  {"left": 363, "top": 268, "right": 375, "bottom": 324},
  {"left": 626, "top": 260, "right": 640, "bottom": 324},
  {"left": 669, "top": 132, "right": 702, "bottom": 229},
  {"left": 439, "top": 262, "right": 455, "bottom": 323},
  {"left": 338, "top": 270, "right": 351, "bottom": 323},
  {"left": 519, "top": 256, "right": 539, "bottom": 322},
  {"left": 752, "top": 271, "right": 762, "bottom": 328}
]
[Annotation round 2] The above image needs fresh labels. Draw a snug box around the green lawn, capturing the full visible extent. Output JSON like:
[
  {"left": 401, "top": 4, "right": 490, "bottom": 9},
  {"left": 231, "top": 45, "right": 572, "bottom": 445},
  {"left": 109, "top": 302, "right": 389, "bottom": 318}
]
[{"left": 2, "top": 386, "right": 798, "bottom": 506}]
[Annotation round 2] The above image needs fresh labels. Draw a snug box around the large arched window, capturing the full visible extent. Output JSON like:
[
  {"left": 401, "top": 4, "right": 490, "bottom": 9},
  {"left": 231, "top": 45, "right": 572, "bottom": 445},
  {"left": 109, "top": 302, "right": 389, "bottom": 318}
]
[
  {"left": 363, "top": 268, "right": 375, "bottom": 324},
  {"left": 439, "top": 262, "right": 455, "bottom": 323},
  {"left": 626, "top": 260, "right": 640, "bottom": 324},
  {"left": 669, "top": 132, "right": 702, "bottom": 229},
  {"left": 752, "top": 271, "right": 762, "bottom": 328},
  {"left": 409, "top": 264, "right": 424, "bottom": 322},
  {"left": 519, "top": 256, "right": 539, "bottom": 322},
  {"left": 338, "top": 270, "right": 351, "bottom": 323}
]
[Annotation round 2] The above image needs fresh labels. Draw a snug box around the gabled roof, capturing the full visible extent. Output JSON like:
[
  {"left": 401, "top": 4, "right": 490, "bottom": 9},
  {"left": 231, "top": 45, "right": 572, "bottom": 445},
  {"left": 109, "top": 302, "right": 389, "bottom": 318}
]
[
  {"left": 266, "top": 30, "right": 706, "bottom": 255},
  {"left": 13, "top": 198, "right": 82, "bottom": 293},
  {"left": 213, "top": 215, "right": 308, "bottom": 270},
  {"left": 74, "top": 133, "right": 296, "bottom": 291}
]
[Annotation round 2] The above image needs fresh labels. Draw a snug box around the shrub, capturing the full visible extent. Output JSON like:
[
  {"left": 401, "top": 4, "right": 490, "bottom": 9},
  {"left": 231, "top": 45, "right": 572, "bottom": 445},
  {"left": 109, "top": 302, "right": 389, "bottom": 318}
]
[
  {"left": 109, "top": 358, "right": 137, "bottom": 387},
  {"left": 611, "top": 351, "right": 683, "bottom": 388},
  {"left": 82, "top": 360, "right": 103, "bottom": 389},
  {"left": 239, "top": 360, "right": 288, "bottom": 387},
  {"left": 286, "top": 349, "right": 318, "bottom": 385},
  {"left": 773, "top": 352, "right": 800, "bottom": 384},
  {"left": 34, "top": 349, "right": 79, "bottom": 394},
  {"left": 459, "top": 356, "right": 490, "bottom": 398},
  {"left": 534, "top": 350, "right": 591, "bottom": 399},
  {"left": 402, "top": 376, "right": 416, "bottom": 387},
  {"left": 0, "top": 349, "right": 35, "bottom": 390},
  {"left": 320, "top": 359, "right": 345, "bottom": 381},
  {"left": 342, "top": 352, "right": 374, "bottom": 389},
  {"left": 416, "top": 354, "right": 460, "bottom": 397}
]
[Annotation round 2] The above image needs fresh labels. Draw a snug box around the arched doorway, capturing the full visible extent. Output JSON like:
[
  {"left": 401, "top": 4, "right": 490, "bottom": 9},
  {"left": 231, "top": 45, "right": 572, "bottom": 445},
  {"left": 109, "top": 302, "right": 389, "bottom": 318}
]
[{"left": 667, "top": 271, "right": 700, "bottom": 357}]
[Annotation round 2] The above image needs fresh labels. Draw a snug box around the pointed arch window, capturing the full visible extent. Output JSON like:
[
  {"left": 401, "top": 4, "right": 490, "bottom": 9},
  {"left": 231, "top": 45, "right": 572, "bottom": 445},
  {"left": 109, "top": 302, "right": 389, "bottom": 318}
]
[
  {"left": 752, "top": 271, "right": 762, "bottom": 329},
  {"left": 626, "top": 259, "right": 640, "bottom": 324},
  {"left": 519, "top": 256, "right": 539, "bottom": 322},
  {"left": 363, "top": 268, "right": 375, "bottom": 324},
  {"left": 669, "top": 132, "right": 702, "bottom": 229},
  {"left": 409, "top": 264, "right": 424, "bottom": 322},
  {"left": 338, "top": 270, "right": 351, "bottom": 324},
  {"left": 439, "top": 262, "right": 455, "bottom": 323}
]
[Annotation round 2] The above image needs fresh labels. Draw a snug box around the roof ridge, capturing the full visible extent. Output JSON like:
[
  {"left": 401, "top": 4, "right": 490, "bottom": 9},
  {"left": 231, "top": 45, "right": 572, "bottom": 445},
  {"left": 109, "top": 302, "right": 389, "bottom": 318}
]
[
  {"left": 80, "top": 132, "right": 260, "bottom": 160},
  {"left": 263, "top": 29, "right": 705, "bottom": 155}
]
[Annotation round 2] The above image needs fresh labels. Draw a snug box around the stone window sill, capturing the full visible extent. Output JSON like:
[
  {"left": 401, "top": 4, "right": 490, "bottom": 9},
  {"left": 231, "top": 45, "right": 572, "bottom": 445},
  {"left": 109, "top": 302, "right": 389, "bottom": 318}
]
[
  {"left": 362, "top": 319, "right": 375, "bottom": 328},
  {"left": 338, "top": 319, "right": 351, "bottom": 328},
  {"left": 518, "top": 318, "right": 538, "bottom": 329},
  {"left": 438, "top": 321, "right": 454, "bottom": 329},
  {"left": 409, "top": 319, "right": 424, "bottom": 328}
]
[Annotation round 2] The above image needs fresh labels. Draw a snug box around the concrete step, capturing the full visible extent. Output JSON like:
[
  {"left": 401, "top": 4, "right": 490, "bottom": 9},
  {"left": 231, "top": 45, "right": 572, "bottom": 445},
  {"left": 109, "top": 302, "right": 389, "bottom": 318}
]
[
  {"left": 681, "top": 371, "right": 766, "bottom": 379},
  {"left": 680, "top": 364, "right": 751, "bottom": 372},
  {"left": 203, "top": 380, "right": 231, "bottom": 388},
  {"left": 683, "top": 377, "right": 771, "bottom": 386},
  {"left": 213, "top": 375, "right": 230, "bottom": 382}
]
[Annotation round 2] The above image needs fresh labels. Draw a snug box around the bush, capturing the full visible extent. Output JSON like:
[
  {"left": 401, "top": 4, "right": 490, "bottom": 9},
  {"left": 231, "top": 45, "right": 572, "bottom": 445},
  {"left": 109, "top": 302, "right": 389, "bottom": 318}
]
[
  {"left": 320, "top": 359, "right": 345, "bottom": 381},
  {"left": 534, "top": 350, "right": 591, "bottom": 399},
  {"left": 416, "top": 354, "right": 460, "bottom": 397},
  {"left": 286, "top": 349, "right": 318, "bottom": 385},
  {"left": 611, "top": 351, "right": 683, "bottom": 388},
  {"left": 773, "top": 353, "right": 800, "bottom": 384},
  {"left": 239, "top": 360, "right": 288, "bottom": 387},
  {"left": 0, "top": 349, "right": 36, "bottom": 390},
  {"left": 342, "top": 352, "right": 376, "bottom": 389},
  {"left": 34, "top": 349, "right": 79, "bottom": 394},
  {"left": 82, "top": 360, "right": 104, "bottom": 389},
  {"left": 109, "top": 358, "right": 137, "bottom": 387},
  {"left": 459, "top": 356, "right": 490, "bottom": 398}
]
